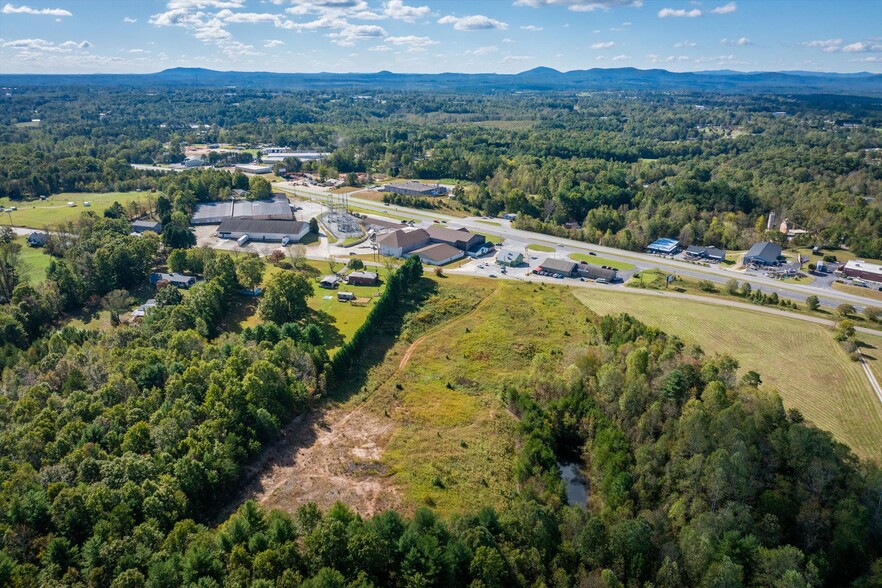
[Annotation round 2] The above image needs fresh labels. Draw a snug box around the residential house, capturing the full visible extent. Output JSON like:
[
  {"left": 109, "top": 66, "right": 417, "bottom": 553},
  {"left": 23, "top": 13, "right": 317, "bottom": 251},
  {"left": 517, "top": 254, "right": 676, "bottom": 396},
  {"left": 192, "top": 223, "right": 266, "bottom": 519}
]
[
  {"left": 319, "top": 275, "right": 341, "bottom": 289},
  {"left": 150, "top": 272, "right": 197, "bottom": 289},
  {"left": 131, "top": 220, "right": 162, "bottom": 234},
  {"left": 346, "top": 271, "right": 379, "bottom": 286},
  {"left": 26, "top": 232, "right": 49, "bottom": 247}
]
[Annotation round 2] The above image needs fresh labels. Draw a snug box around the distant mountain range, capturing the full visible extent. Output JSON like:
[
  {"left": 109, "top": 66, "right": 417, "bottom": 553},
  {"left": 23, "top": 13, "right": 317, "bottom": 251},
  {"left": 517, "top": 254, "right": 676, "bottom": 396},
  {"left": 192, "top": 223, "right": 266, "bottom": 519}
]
[{"left": 2, "top": 66, "right": 881, "bottom": 94}]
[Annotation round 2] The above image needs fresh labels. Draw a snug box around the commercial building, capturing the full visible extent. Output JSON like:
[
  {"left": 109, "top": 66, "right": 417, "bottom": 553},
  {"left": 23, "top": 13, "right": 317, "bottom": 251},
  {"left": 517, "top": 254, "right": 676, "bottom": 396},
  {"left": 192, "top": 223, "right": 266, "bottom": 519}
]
[
  {"left": 743, "top": 242, "right": 782, "bottom": 266},
  {"left": 496, "top": 249, "right": 524, "bottom": 267},
  {"left": 261, "top": 151, "right": 330, "bottom": 163},
  {"left": 383, "top": 181, "right": 448, "bottom": 197},
  {"left": 411, "top": 243, "right": 465, "bottom": 266},
  {"left": 685, "top": 245, "right": 727, "bottom": 262},
  {"left": 131, "top": 220, "right": 162, "bottom": 234},
  {"left": 538, "top": 258, "right": 579, "bottom": 277},
  {"left": 841, "top": 260, "right": 882, "bottom": 283},
  {"left": 646, "top": 238, "right": 681, "bottom": 255},
  {"left": 235, "top": 163, "right": 272, "bottom": 174},
  {"left": 426, "top": 225, "right": 485, "bottom": 252},
  {"left": 191, "top": 193, "right": 293, "bottom": 225},
  {"left": 377, "top": 228, "right": 431, "bottom": 257},
  {"left": 217, "top": 219, "right": 310, "bottom": 243},
  {"left": 576, "top": 263, "right": 618, "bottom": 282}
]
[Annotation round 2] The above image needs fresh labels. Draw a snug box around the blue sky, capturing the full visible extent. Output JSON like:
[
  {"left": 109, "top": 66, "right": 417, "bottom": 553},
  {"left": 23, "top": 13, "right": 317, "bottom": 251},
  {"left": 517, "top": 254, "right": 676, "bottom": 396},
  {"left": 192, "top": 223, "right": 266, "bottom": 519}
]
[{"left": 1, "top": 0, "right": 880, "bottom": 74}]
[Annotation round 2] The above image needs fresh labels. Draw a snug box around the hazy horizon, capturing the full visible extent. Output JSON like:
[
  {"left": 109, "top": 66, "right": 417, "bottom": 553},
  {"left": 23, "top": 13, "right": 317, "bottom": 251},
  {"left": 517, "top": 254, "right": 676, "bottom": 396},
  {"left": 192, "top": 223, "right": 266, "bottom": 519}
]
[{"left": 1, "top": 0, "right": 880, "bottom": 75}]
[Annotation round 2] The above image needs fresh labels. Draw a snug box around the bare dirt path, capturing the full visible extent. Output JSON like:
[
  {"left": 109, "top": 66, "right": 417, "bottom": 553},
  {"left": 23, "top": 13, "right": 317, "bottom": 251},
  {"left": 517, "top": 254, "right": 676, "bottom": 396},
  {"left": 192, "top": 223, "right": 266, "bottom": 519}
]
[
  {"left": 224, "top": 284, "right": 501, "bottom": 519},
  {"left": 858, "top": 349, "right": 882, "bottom": 405}
]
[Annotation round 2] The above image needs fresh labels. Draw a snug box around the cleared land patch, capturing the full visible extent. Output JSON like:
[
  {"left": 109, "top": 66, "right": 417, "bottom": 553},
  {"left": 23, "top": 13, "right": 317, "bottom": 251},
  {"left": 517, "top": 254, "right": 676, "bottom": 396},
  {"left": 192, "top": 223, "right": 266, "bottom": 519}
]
[{"left": 573, "top": 288, "right": 882, "bottom": 460}]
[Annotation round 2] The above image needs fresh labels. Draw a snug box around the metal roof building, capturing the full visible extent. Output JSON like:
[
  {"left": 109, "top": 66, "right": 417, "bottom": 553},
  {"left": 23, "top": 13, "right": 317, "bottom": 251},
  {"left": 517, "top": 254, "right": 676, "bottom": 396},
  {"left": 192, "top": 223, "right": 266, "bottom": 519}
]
[
  {"left": 743, "top": 242, "right": 782, "bottom": 266},
  {"left": 217, "top": 219, "right": 310, "bottom": 243},
  {"left": 191, "top": 194, "right": 293, "bottom": 225},
  {"left": 647, "top": 238, "right": 681, "bottom": 255}
]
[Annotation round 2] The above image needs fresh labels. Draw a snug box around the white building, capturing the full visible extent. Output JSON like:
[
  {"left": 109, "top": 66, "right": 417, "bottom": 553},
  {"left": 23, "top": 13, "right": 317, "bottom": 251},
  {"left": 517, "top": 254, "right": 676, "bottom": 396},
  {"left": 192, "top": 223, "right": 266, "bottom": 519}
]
[{"left": 217, "top": 219, "right": 310, "bottom": 243}]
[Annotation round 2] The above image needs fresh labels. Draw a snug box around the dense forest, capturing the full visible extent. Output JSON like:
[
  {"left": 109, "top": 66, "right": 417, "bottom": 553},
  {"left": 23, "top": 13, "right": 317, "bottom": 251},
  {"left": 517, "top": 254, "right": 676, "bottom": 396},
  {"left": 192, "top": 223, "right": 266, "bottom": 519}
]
[{"left": 2, "top": 88, "right": 882, "bottom": 256}]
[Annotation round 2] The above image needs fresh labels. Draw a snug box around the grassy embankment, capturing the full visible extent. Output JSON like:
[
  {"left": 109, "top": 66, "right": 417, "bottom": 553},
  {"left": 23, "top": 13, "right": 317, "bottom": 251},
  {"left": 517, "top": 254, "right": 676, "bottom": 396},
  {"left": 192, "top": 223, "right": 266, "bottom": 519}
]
[
  {"left": 1, "top": 192, "right": 150, "bottom": 228},
  {"left": 526, "top": 243, "right": 555, "bottom": 253},
  {"left": 376, "top": 277, "right": 598, "bottom": 514},
  {"left": 574, "top": 287, "right": 882, "bottom": 461}
]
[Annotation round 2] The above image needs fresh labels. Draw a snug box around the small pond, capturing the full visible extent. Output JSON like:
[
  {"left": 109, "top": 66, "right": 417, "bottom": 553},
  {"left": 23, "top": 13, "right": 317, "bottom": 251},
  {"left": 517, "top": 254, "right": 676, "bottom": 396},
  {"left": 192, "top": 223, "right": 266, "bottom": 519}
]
[{"left": 558, "top": 462, "right": 589, "bottom": 506}]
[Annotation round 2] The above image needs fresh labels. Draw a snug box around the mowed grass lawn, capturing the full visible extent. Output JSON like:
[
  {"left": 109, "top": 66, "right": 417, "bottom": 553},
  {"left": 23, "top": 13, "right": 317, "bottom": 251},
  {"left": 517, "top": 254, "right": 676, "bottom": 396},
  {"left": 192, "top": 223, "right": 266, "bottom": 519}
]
[
  {"left": 569, "top": 252, "right": 636, "bottom": 271},
  {"left": 378, "top": 277, "right": 599, "bottom": 514},
  {"left": 0, "top": 192, "right": 150, "bottom": 228},
  {"left": 248, "top": 260, "right": 389, "bottom": 354},
  {"left": 527, "top": 243, "right": 555, "bottom": 252},
  {"left": 573, "top": 288, "right": 882, "bottom": 461},
  {"left": 15, "top": 237, "right": 52, "bottom": 283}
]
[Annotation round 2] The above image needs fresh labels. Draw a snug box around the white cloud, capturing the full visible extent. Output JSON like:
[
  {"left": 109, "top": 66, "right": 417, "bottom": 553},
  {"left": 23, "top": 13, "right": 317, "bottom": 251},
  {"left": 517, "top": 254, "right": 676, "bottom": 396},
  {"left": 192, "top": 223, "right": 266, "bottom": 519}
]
[
  {"left": 384, "top": 35, "right": 437, "bottom": 47},
  {"left": 514, "top": 0, "right": 643, "bottom": 11},
  {"left": 850, "top": 56, "right": 882, "bottom": 63},
  {"left": 591, "top": 41, "right": 615, "bottom": 49},
  {"left": 502, "top": 37, "right": 514, "bottom": 43},
  {"left": 721, "top": 37, "right": 752, "bottom": 46},
  {"left": 520, "top": 25, "right": 543, "bottom": 31},
  {"left": 124, "top": 48, "right": 151, "bottom": 53},
  {"left": 841, "top": 41, "right": 882, "bottom": 53},
  {"left": 658, "top": 7, "right": 701, "bottom": 18},
  {"left": 438, "top": 14, "right": 508, "bottom": 31},
  {"left": 2, "top": 3, "right": 72, "bottom": 16},
  {"left": 709, "top": 2, "right": 737, "bottom": 14},
  {"left": 3, "top": 38, "right": 91, "bottom": 53},
  {"left": 466, "top": 45, "right": 499, "bottom": 55},
  {"left": 369, "top": 44, "right": 391, "bottom": 51},
  {"left": 611, "top": 54, "right": 630, "bottom": 61},
  {"left": 501, "top": 54, "right": 534, "bottom": 63},
  {"left": 802, "top": 39, "right": 843, "bottom": 53},
  {"left": 264, "top": 39, "right": 285, "bottom": 47},
  {"left": 329, "top": 23, "right": 387, "bottom": 45},
  {"left": 674, "top": 40, "right": 696, "bottom": 48},
  {"left": 383, "top": 0, "right": 430, "bottom": 22},
  {"left": 167, "top": 0, "right": 244, "bottom": 8},
  {"left": 123, "top": 16, "right": 137, "bottom": 23},
  {"left": 217, "top": 10, "right": 282, "bottom": 25}
]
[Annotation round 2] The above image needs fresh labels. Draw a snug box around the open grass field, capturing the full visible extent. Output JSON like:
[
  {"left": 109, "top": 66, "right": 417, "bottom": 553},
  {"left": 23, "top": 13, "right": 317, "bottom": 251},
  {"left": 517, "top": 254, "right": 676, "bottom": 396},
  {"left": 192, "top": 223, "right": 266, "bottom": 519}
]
[
  {"left": 791, "top": 246, "right": 882, "bottom": 267},
  {"left": 833, "top": 281, "right": 882, "bottom": 302},
  {"left": 572, "top": 288, "right": 882, "bottom": 461},
  {"left": 1, "top": 192, "right": 151, "bottom": 228},
  {"left": 15, "top": 237, "right": 51, "bottom": 284},
  {"left": 569, "top": 252, "right": 636, "bottom": 271},
  {"left": 527, "top": 243, "right": 555, "bottom": 252}
]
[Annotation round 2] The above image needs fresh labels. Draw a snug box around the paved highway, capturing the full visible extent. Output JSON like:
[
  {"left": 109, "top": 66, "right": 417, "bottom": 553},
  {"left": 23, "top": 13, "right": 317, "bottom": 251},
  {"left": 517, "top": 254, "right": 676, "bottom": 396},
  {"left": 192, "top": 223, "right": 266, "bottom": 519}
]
[{"left": 274, "top": 182, "right": 878, "bottom": 311}]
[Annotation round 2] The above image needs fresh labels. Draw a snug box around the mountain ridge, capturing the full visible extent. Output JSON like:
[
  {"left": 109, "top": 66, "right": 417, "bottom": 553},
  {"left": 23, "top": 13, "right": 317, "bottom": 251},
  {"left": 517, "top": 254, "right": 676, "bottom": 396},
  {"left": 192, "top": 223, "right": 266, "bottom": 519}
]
[{"left": 2, "top": 66, "right": 880, "bottom": 94}]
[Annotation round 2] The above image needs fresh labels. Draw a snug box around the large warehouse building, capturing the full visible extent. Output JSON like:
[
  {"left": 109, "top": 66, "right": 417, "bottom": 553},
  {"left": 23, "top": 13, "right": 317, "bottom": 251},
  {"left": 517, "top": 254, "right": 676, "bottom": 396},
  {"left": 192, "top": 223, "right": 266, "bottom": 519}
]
[
  {"left": 217, "top": 219, "right": 310, "bottom": 243},
  {"left": 383, "top": 181, "right": 448, "bottom": 197},
  {"left": 192, "top": 193, "right": 293, "bottom": 225}
]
